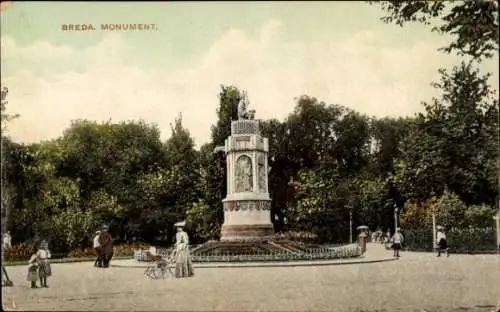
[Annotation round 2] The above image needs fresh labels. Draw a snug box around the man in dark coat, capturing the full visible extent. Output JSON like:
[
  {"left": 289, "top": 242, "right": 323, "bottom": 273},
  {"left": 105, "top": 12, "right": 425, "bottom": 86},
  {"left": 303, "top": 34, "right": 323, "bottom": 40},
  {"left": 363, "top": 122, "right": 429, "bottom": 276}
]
[{"left": 98, "top": 225, "right": 114, "bottom": 268}]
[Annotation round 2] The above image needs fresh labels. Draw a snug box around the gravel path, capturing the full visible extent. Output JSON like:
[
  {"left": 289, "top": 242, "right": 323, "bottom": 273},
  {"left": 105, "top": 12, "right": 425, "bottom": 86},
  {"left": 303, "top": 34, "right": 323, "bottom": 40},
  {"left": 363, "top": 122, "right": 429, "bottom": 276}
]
[{"left": 2, "top": 245, "right": 499, "bottom": 311}]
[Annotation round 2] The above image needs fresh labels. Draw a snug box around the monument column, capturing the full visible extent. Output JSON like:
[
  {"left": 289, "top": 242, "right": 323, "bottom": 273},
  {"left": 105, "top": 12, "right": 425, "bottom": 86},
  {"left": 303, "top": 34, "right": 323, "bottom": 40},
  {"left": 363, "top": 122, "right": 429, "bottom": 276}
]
[{"left": 215, "top": 91, "right": 274, "bottom": 242}]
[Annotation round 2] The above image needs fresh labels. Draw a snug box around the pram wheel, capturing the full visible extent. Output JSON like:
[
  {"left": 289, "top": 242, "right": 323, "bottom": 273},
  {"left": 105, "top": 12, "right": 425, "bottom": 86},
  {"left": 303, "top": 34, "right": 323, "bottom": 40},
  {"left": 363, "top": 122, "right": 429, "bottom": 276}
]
[
  {"left": 145, "top": 266, "right": 165, "bottom": 279},
  {"left": 144, "top": 260, "right": 174, "bottom": 279}
]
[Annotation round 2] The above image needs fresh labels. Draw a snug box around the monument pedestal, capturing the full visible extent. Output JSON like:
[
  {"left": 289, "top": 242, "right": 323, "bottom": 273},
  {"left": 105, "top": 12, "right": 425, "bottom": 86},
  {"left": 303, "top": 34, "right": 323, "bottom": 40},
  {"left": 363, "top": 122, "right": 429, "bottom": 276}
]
[
  {"left": 217, "top": 119, "right": 274, "bottom": 242},
  {"left": 221, "top": 195, "right": 273, "bottom": 242}
]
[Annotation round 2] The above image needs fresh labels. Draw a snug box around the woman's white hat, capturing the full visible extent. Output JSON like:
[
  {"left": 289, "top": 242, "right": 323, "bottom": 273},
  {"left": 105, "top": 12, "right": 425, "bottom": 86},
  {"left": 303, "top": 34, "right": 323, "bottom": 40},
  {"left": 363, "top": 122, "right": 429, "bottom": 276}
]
[
  {"left": 174, "top": 221, "right": 186, "bottom": 228},
  {"left": 437, "top": 225, "right": 444, "bottom": 230}
]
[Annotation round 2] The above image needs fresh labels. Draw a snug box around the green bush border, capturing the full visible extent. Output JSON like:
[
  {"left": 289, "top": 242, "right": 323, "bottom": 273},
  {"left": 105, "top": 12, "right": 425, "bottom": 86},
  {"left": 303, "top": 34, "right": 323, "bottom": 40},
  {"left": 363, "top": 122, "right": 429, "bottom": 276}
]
[{"left": 402, "top": 228, "right": 498, "bottom": 254}]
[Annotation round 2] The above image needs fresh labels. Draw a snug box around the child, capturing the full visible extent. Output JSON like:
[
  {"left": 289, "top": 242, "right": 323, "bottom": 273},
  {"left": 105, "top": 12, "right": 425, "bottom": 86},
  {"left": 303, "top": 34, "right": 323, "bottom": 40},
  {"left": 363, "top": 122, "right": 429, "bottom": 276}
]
[
  {"left": 27, "top": 254, "right": 39, "bottom": 288},
  {"left": 36, "top": 240, "right": 52, "bottom": 287},
  {"left": 391, "top": 228, "right": 404, "bottom": 258}
]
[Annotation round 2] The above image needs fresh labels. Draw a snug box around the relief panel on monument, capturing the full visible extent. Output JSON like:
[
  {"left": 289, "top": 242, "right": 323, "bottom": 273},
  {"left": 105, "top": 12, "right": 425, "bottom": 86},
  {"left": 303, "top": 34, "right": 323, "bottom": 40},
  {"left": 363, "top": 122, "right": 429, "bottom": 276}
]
[
  {"left": 257, "top": 154, "right": 267, "bottom": 193},
  {"left": 224, "top": 201, "right": 271, "bottom": 211},
  {"left": 235, "top": 155, "right": 253, "bottom": 192}
]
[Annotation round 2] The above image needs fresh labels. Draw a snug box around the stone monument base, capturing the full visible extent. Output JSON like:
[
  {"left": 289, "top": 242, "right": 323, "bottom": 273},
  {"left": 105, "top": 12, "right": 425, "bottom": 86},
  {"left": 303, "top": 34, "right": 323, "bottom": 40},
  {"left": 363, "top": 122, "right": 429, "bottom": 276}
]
[{"left": 220, "top": 224, "right": 274, "bottom": 242}]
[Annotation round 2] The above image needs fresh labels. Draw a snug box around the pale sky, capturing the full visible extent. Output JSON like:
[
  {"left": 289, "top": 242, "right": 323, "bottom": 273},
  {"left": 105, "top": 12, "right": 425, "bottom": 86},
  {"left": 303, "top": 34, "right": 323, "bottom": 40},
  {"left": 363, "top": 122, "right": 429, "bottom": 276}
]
[{"left": 1, "top": 1, "right": 498, "bottom": 147}]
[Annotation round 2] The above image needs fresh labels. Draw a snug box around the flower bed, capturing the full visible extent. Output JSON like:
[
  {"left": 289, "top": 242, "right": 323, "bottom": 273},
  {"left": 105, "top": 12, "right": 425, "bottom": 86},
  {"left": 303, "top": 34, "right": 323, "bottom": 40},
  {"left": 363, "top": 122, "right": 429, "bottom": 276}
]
[
  {"left": 188, "top": 243, "right": 362, "bottom": 263},
  {"left": 3, "top": 242, "right": 151, "bottom": 262},
  {"left": 2, "top": 243, "right": 37, "bottom": 261}
]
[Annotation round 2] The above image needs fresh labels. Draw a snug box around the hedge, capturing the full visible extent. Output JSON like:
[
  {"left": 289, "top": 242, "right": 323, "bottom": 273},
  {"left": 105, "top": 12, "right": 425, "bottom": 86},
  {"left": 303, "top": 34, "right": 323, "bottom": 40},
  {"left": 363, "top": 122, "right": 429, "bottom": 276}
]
[{"left": 403, "top": 227, "right": 498, "bottom": 253}]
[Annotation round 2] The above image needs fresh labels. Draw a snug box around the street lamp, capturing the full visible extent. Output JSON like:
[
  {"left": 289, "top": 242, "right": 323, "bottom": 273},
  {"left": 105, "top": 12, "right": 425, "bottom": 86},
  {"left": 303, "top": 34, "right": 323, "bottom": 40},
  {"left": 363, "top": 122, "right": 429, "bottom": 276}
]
[
  {"left": 394, "top": 203, "right": 399, "bottom": 234},
  {"left": 497, "top": 101, "right": 500, "bottom": 253},
  {"left": 346, "top": 205, "right": 353, "bottom": 244}
]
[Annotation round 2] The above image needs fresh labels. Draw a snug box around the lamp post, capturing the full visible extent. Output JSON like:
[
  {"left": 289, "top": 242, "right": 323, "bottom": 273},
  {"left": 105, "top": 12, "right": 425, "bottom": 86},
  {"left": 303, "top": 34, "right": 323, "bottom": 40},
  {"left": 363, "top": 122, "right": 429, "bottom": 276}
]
[
  {"left": 494, "top": 213, "right": 500, "bottom": 254},
  {"left": 346, "top": 205, "right": 353, "bottom": 244},
  {"left": 394, "top": 203, "right": 399, "bottom": 234},
  {"left": 497, "top": 100, "right": 500, "bottom": 253},
  {"left": 432, "top": 212, "right": 437, "bottom": 252}
]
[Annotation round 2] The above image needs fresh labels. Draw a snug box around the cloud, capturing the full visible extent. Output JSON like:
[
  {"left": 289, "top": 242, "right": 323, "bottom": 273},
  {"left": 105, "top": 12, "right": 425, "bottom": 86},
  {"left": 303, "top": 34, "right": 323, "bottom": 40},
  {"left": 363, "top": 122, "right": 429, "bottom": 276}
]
[{"left": 1, "top": 19, "right": 498, "bottom": 147}]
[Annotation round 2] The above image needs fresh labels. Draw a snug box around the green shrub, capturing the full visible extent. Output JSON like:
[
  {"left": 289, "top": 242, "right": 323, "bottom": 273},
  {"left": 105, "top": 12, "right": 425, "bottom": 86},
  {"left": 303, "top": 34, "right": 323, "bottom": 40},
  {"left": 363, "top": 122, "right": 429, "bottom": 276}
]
[
  {"left": 67, "top": 243, "right": 150, "bottom": 258},
  {"left": 67, "top": 247, "right": 97, "bottom": 258},
  {"left": 403, "top": 227, "right": 497, "bottom": 253}
]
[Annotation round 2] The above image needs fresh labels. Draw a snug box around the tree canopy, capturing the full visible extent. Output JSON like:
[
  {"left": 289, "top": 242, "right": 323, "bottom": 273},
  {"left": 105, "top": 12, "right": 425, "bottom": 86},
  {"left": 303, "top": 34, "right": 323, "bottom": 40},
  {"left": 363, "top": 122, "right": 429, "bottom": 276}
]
[{"left": 2, "top": 2, "right": 499, "bottom": 250}]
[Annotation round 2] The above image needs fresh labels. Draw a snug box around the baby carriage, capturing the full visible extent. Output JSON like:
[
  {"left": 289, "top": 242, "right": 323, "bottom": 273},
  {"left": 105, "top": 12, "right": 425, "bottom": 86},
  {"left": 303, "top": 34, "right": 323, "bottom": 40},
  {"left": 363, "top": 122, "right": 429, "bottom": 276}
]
[{"left": 144, "top": 248, "right": 176, "bottom": 279}]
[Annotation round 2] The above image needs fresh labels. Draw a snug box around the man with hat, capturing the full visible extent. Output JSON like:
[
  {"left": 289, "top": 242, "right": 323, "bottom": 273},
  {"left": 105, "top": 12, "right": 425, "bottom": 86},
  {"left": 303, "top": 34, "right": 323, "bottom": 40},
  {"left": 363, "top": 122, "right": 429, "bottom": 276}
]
[
  {"left": 436, "top": 226, "right": 449, "bottom": 257},
  {"left": 174, "top": 221, "right": 194, "bottom": 278},
  {"left": 98, "top": 225, "right": 114, "bottom": 268}
]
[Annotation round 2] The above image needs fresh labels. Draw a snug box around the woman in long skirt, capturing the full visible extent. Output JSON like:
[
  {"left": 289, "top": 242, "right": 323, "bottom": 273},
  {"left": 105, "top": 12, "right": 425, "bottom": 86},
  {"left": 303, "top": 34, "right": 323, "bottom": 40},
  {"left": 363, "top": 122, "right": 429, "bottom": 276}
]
[
  {"left": 36, "top": 240, "right": 52, "bottom": 287},
  {"left": 174, "top": 221, "right": 194, "bottom": 278}
]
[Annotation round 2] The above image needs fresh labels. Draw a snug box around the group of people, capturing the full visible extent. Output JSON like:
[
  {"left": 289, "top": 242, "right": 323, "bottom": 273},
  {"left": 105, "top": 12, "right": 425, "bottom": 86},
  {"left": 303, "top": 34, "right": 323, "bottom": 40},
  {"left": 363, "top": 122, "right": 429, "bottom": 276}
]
[
  {"left": 92, "top": 225, "right": 114, "bottom": 268},
  {"left": 2, "top": 232, "right": 52, "bottom": 288},
  {"left": 26, "top": 240, "right": 52, "bottom": 288},
  {"left": 387, "top": 226, "right": 449, "bottom": 258},
  {"left": 147, "top": 221, "right": 194, "bottom": 278}
]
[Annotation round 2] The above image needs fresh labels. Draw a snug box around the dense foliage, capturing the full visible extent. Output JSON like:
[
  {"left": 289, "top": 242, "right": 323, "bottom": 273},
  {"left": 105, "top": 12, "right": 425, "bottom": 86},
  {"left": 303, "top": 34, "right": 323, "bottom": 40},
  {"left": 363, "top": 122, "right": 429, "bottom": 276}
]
[{"left": 1, "top": 3, "right": 498, "bottom": 253}]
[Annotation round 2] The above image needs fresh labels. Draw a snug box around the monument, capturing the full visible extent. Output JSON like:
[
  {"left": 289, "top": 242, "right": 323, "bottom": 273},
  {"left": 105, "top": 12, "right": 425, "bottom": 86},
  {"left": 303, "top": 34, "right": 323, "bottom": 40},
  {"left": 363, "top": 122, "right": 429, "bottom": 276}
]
[
  {"left": 189, "top": 91, "right": 361, "bottom": 261},
  {"left": 214, "top": 91, "right": 274, "bottom": 242}
]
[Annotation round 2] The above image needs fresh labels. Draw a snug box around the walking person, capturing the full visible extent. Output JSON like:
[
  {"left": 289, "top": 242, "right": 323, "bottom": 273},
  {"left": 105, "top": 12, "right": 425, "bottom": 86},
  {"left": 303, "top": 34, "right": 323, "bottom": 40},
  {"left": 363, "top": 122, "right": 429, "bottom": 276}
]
[
  {"left": 36, "top": 240, "right": 52, "bottom": 287},
  {"left": 391, "top": 228, "right": 404, "bottom": 258},
  {"left": 436, "top": 226, "right": 449, "bottom": 257},
  {"left": 174, "top": 221, "right": 194, "bottom": 278},
  {"left": 93, "top": 230, "right": 102, "bottom": 267},
  {"left": 2, "top": 231, "right": 13, "bottom": 286},
  {"left": 2, "top": 231, "right": 12, "bottom": 250}
]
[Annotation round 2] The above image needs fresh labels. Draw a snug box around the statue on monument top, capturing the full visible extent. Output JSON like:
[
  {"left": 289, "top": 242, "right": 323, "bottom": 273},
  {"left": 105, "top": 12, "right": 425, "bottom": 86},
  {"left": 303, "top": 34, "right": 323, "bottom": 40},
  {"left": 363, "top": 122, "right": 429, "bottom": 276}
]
[{"left": 238, "top": 90, "right": 256, "bottom": 120}]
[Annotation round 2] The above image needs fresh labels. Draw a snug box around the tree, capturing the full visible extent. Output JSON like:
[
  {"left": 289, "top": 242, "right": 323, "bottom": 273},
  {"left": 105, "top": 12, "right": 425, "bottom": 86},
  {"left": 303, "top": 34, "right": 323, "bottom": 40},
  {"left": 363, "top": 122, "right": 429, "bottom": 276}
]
[
  {"left": 164, "top": 114, "right": 200, "bottom": 210},
  {"left": 211, "top": 85, "right": 241, "bottom": 146},
  {"left": 422, "top": 61, "right": 498, "bottom": 205},
  {"left": 368, "top": 117, "right": 413, "bottom": 176},
  {"left": 387, "top": 61, "right": 498, "bottom": 208},
  {"left": 57, "top": 120, "right": 169, "bottom": 240},
  {"left": 372, "top": 0, "right": 499, "bottom": 61},
  {"left": 197, "top": 85, "right": 244, "bottom": 240},
  {"left": 1, "top": 87, "right": 20, "bottom": 133},
  {"left": 186, "top": 200, "right": 220, "bottom": 243},
  {"left": 1, "top": 86, "right": 20, "bottom": 234}
]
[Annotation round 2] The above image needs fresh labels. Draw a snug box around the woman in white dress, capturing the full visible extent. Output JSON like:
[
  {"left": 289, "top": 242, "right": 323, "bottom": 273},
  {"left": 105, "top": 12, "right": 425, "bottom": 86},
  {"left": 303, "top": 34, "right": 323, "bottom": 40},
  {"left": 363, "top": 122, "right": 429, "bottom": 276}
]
[{"left": 174, "top": 221, "right": 194, "bottom": 278}]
